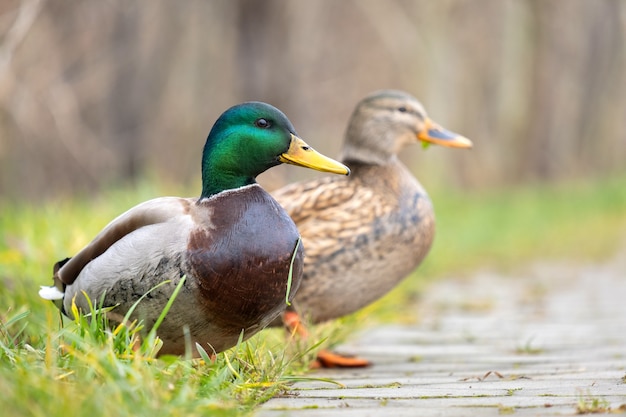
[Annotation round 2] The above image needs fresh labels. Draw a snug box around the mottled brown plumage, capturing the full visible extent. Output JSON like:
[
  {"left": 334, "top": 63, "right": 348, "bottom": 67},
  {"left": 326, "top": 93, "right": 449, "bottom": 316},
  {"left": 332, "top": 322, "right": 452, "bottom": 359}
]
[{"left": 272, "top": 90, "right": 472, "bottom": 326}]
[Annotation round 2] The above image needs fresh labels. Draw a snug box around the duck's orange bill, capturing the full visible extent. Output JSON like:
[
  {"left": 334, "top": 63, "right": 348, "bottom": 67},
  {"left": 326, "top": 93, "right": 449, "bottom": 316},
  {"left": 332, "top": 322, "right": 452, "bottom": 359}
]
[{"left": 418, "top": 118, "right": 473, "bottom": 149}]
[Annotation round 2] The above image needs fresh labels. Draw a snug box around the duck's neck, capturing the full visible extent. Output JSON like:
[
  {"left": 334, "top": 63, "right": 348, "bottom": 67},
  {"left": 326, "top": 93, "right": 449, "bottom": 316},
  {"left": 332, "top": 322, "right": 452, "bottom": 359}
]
[
  {"left": 340, "top": 147, "right": 395, "bottom": 166},
  {"left": 342, "top": 154, "right": 400, "bottom": 169},
  {"left": 342, "top": 157, "right": 422, "bottom": 192},
  {"left": 200, "top": 168, "right": 255, "bottom": 199},
  {"left": 200, "top": 132, "right": 261, "bottom": 199}
]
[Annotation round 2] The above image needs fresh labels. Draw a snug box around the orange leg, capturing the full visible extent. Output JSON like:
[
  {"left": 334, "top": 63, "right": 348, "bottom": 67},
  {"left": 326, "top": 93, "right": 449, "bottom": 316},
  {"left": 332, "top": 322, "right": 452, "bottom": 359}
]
[
  {"left": 284, "top": 310, "right": 309, "bottom": 338},
  {"left": 283, "top": 310, "right": 371, "bottom": 368}
]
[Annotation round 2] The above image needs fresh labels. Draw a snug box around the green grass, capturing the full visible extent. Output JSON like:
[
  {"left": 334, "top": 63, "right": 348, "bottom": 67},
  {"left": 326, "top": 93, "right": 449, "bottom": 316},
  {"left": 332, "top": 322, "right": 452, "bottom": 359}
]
[
  {"left": 576, "top": 391, "right": 612, "bottom": 414},
  {"left": 428, "top": 174, "right": 626, "bottom": 273},
  {"left": 1, "top": 173, "right": 626, "bottom": 416}
]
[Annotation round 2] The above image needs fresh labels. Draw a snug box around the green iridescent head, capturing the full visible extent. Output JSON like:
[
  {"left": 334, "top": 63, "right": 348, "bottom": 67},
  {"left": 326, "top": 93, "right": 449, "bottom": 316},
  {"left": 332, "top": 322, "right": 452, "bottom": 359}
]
[{"left": 200, "top": 102, "right": 349, "bottom": 198}]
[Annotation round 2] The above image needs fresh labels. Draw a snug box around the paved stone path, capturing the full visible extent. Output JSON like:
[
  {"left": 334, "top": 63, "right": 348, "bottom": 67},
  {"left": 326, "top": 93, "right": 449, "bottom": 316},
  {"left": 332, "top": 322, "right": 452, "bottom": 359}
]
[{"left": 258, "top": 253, "right": 626, "bottom": 416}]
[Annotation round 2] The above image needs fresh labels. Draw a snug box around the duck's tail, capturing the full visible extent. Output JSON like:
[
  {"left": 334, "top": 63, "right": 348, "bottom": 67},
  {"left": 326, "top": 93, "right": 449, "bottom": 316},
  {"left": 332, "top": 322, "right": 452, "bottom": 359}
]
[
  {"left": 38, "top": 285, "right": 64, "bottom": 300},
  {"left": 39, "top": 257, "right": 70, "bottom": 312}
]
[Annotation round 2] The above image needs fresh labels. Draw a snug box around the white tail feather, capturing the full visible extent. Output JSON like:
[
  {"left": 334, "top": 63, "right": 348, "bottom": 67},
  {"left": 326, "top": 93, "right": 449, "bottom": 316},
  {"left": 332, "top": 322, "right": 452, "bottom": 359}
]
[{"left": 39, "top": 285, "right": 64, "bottom": 300}]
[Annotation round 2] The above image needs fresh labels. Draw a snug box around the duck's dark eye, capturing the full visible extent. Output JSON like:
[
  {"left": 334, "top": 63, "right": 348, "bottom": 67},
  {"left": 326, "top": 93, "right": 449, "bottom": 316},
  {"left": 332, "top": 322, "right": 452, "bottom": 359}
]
[
  {"left": 398, "top": 107, "right": 407, "bottom": 113},
  {"left": 255, "top": 118, "right": 271, "bottom": 128}
]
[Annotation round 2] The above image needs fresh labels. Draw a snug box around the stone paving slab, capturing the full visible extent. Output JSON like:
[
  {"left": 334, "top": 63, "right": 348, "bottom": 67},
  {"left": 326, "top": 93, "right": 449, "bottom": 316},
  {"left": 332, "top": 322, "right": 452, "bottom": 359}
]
[{"left": 257, "top": 254, "right": 626, "bottom": 416}]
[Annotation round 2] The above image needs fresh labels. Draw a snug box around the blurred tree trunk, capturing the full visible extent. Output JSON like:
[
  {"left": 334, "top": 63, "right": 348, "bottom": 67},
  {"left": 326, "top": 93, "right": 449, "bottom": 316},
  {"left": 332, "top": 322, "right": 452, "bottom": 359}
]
[
  {"left": 235, "top": 0, "right": 290, "bottom": 105},
  {"left": 107, "top": 3, "right": 142, "bottom": 182},
  {"left": 523, "top": 0, "right": 625, "bottom": 181}
]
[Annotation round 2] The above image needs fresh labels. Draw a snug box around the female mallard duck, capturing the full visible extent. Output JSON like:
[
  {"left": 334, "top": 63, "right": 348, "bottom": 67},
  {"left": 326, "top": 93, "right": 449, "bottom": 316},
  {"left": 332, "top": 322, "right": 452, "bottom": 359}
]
[
  {"left": 39, "top": 101, "right": 350, "bottom": 356},
  {"left": 271, "top": 90, "right": 472, "bottom": 366}
]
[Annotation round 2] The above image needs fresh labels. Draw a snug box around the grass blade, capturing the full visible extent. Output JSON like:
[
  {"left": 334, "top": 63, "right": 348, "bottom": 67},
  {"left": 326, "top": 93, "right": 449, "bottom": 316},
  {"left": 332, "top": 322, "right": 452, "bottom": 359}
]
[{"left": 285, "top": 236, "right": 301, "bottom": 306}]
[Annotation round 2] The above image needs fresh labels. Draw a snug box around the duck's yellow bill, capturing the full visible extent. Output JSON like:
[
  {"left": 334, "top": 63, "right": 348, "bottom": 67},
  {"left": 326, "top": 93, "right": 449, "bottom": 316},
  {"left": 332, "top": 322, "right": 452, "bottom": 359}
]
[
  {"left": 279, "top": 134, "right": 350, "bottom": 175},
  {"left": 418, "top": 118, "right": 473, "bottom": 149}
]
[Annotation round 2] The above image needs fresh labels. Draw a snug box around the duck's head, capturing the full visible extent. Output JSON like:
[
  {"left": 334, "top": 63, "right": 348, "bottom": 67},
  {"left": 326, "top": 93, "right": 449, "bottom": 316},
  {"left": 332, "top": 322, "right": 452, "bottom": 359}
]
[
  {"left": 340, "top": 90, "right": 472, "bottom": 165},
  {"left": 201, "top": 102, "right": 350, "bottom": 198}
]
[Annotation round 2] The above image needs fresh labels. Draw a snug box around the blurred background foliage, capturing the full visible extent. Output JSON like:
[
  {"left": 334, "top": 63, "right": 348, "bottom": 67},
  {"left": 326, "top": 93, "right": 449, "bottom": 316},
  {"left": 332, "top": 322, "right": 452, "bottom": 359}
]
[{"left": 0, "top": 0, "right": 625, "bottom": 202}]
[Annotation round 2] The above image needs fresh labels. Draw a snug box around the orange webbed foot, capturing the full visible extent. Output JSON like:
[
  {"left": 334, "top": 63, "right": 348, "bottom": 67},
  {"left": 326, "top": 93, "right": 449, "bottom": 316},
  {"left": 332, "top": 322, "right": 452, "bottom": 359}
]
[{"left": 314, "top": 349, "right": 371, "bottom": 368}]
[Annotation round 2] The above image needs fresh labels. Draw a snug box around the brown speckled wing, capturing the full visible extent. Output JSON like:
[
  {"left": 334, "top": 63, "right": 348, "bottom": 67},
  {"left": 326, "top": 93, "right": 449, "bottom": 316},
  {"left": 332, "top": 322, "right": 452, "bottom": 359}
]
[{"left": 272, "top": 175, "right": 393, "bottom": 264}]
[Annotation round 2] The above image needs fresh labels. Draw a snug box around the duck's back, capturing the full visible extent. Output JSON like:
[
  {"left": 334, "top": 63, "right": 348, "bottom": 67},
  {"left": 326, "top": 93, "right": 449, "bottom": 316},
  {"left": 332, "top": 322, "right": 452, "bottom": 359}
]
[{"left": 273, "top": 160, "right": 434, "bottom": 323}]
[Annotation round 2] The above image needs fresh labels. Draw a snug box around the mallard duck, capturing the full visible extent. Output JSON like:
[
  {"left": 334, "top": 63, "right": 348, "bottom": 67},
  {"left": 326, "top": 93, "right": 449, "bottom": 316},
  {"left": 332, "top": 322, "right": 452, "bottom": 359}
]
[
  {"left": 271, "top": 90, "right": 472, "bottom": 366},
  {"left": 39, "top": 101, "right": 350, "bottom": 356}
]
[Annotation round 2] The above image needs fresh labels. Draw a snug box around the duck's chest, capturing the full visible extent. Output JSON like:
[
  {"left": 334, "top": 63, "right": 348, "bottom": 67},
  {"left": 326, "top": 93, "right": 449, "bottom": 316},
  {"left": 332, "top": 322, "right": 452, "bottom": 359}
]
[
  {"left": 375, "top": 186, "right": 434, "bottom": 247},
  {"left": 361, "top": 163, "right": 434, "bottom": 248},
  {"left": 185, "top": 186, "right": 303, "bottom": 327},
  {"left": 359, "top": 180, "right": 434, "bottom": 267},
  {"left": 189, "top": 193, "right": 299, "bottom": 262}
]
